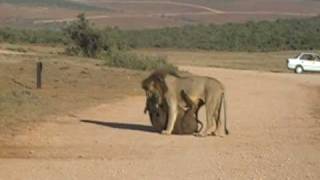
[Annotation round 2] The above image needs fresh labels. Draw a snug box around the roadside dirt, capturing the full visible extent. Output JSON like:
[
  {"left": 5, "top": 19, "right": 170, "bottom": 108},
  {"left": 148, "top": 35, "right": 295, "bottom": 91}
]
[
  {"left": 0, "top": 51, "right": 145, "bottom": 139},
  {"left": 0, "top": 66, "right": 319, "bottom": 179}
]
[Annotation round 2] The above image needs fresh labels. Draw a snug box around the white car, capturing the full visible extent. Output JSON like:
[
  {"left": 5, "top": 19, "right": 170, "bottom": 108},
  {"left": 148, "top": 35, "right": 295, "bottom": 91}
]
[{"left": 287, "top": 52, "right": 320, "bottom": 73}]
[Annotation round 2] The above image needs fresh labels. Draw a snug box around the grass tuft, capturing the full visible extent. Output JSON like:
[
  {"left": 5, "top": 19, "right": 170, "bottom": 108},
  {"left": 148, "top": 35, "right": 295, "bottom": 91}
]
[{"left": 102, "top": 51, "right": 177, "bottom": 71}]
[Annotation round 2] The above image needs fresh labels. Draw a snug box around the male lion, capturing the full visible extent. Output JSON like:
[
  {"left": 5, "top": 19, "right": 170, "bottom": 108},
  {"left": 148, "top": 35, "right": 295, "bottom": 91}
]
[
  {"left": 142, "top": 70, "right": 229, "bottom": 136},
  {"left": 144, "top": 90, "right": 203, "bottom": 134}
]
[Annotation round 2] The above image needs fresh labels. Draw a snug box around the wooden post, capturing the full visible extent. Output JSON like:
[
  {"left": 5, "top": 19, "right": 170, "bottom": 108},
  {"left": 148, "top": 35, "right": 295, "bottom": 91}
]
[{"left": 36, "top": 62, "right": 43, "bottom": 89}]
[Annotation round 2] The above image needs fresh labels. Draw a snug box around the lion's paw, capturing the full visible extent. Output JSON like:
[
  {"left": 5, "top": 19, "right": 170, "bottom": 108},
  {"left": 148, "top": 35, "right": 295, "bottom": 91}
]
[
  {"left": 193, "top": 132, "right": 206, "bottom": 137},
  {"left": 161, "top": 130, "right": 172, "bottom": 135}
]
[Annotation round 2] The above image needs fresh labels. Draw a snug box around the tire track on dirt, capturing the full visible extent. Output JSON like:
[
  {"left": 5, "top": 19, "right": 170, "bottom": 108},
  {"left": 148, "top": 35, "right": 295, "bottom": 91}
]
[{"left": 33, "top": 1, "right": 317, "bottom": 24}]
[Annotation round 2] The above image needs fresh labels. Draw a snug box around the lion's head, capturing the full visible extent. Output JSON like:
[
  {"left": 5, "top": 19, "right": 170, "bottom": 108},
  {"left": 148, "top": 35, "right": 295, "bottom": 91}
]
[{"left": 141, "top": 70, "right": 173, "bottom": 106}]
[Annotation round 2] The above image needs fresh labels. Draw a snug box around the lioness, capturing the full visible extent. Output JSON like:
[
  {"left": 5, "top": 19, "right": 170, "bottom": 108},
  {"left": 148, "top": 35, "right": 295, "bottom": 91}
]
[
  {"left": 145, "top": 90, "right": 203, "bottom": 134},
  {"left": 142, "top": 70, "right": 229, "bottom": 136}
]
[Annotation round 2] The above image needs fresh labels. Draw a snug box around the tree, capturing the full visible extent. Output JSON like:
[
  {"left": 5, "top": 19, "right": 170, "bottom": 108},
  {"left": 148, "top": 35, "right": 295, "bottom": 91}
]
[{"left": 64, "top": 13, "right": 103, "bottom": 57}]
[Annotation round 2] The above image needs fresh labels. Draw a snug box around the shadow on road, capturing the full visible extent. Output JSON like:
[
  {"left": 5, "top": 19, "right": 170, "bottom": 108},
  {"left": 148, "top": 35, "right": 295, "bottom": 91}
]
[{"left": 80, "top": 120, "right": 157, "bottom": 133}]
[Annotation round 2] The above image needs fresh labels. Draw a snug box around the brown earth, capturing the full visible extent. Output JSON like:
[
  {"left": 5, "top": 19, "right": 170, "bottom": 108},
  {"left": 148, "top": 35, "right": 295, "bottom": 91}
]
[
  {"left": 0, "top": 64, "right": 319, "bottom": 179},
  {"left": 1, "top": 0, "right": 319, "bottom": 29},
  {"left": 0, "top": 45, "right": 145, "bottom": 139}
]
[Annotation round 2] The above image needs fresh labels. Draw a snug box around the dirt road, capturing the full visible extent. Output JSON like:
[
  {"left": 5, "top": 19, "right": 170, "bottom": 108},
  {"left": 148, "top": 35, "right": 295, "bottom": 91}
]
[{"left": 0, "top": 66, "right": 319, "bottom": 179}]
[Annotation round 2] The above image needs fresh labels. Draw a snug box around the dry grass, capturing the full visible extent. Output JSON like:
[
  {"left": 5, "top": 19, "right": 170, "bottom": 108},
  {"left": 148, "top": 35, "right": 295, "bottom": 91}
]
[
  {"left": 135, "top": 49, "right": 306, "bottom": 73},
  {"left": 0, "top": 44, "right": 146, "bottom": 138}
]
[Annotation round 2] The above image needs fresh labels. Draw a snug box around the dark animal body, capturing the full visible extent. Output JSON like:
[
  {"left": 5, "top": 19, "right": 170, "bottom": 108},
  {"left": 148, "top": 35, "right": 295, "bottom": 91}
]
[{"left": 145, "top": 90, "right": 202, "bottom": 134}]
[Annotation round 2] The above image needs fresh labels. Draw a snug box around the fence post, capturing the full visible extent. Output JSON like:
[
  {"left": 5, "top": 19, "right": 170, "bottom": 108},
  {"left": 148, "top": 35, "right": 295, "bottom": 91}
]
[{"left": 36, "top": 62, "right": 43, "bottom": 89}]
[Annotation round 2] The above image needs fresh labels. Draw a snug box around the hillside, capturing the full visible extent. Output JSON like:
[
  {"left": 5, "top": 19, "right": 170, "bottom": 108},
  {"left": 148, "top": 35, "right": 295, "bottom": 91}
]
[{"left": 0, "top": 0, "right": 319, "bottom": 29}]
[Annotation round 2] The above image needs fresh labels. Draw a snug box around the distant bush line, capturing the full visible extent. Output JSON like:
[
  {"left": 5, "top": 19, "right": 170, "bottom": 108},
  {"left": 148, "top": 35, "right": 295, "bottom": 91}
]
[
  {"left": 1, "top": 16, "right": 320, "bottom": 52},
  {"left": 102, "top": 50, "right": 176, "bottom": 71},
  {"left": 123, "top": 16, "right": 320, "bottom": 51},
  {"left": 0, "top": 28, "right": 64, "bottom": 44}
]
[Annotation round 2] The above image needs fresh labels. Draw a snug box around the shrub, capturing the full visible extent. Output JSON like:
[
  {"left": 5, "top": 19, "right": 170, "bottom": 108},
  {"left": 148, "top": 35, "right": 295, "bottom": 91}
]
[
  {"left": 0, "top": 27, "right": 63, "bottom": 44},
  {"left": 121, "top": 16, "right": 320, "bottom": 51},
  {"left": 1, "top": 16, "right": 320, "bottom": 52},
  {"left": 64, "top": 14, "right": 103, "bottom": 57},
  {"left": 102, "top": 50, "right": 177, "bottom": 71}
]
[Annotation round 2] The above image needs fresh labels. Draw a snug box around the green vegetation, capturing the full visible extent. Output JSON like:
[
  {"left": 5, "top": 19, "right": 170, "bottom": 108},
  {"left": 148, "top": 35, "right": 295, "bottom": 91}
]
[
  {"left": 64, "top": 14, "right": 103, "bottom": 57},
  {"left": 102, "top": 50, "right": 176, "bottom": 71},
  {"left": 0, "top": 0, "right": 104, "bottom": 10},
  {"left": 123, "top": 16, "right": 320, "bottom": 51},
  {"left": 1, "top": 15, "right": 320, "bottom": 52},
  {"left": 0, "top": 27, "right": 63, "bottom": 44},
  {"left": 63, "top": 14, "right": 176, "bottom": 71}
]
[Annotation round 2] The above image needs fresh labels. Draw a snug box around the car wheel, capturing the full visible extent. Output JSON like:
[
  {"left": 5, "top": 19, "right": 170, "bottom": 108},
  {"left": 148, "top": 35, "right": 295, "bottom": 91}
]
[{"left": 295, "top": 66, "right": 303, "bottom": 74}]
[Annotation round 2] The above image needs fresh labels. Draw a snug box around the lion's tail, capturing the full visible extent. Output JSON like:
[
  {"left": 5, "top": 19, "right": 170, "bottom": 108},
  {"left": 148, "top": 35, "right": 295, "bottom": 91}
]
[{"left": 221, "top": 93, "right": 229, "bottom": 135}]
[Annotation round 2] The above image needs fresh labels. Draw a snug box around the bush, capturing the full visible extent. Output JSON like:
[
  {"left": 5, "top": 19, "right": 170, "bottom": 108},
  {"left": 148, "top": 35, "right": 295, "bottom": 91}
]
[
  {"left": 102, "top": 50, "right": 177, "bottom": 71},
  {"left": 121, "top": 16, "right": 320, "bottom": 51},
  {"left": 1, "top": 16, "right": 320, "bottom": 52},
  {"left": 64, "top": 14, "right": 103, "bottom": 57},
  {"left": 63, "top": 14, "right": 176, "bottom": 72},
  {"left": 0, "top": 27, "right": 63, "bottom": 44}
]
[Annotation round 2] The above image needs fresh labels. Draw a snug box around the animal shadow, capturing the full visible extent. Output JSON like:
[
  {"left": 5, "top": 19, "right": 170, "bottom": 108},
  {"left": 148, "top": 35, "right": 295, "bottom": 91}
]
[{"left": 80, "top": 119, "right": 157, "bottom": 133}]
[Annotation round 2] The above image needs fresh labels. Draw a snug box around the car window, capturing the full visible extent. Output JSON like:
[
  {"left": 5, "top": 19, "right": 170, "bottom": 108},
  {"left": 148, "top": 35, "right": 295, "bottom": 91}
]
[
  {"left": 300, "top": 54, "right": 315, "bottom": 61},
  {"left": 294, "top": 54, "right": 301, "bottom": 58}
]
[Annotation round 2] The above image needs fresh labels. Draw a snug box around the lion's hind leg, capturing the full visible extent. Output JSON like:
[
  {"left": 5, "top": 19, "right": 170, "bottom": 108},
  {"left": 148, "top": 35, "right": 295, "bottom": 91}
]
[
  {"left": 211, "top": 94, "right": 225, "bottom": 136},
  {"left": 205, "top": 94, "right": 223, "bottom": 136}
]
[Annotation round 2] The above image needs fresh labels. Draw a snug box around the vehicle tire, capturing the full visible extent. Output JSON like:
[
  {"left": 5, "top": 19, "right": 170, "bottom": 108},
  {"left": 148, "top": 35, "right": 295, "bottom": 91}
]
[{"left": 295, "top": 66, "right": 303, "bottom": 74}]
